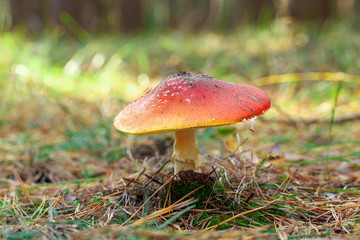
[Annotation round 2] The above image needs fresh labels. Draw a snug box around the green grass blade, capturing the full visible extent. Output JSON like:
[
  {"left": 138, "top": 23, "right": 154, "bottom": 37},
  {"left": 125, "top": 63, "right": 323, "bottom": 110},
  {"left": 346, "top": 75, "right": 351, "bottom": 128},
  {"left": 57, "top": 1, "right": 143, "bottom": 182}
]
[{"left": 156, "top": 204, "right": 196, "bottom": 230}]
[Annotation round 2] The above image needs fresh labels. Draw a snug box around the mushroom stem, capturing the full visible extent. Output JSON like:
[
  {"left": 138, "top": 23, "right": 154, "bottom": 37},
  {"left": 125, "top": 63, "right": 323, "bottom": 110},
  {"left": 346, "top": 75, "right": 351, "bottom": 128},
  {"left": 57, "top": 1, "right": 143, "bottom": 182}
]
[{"left": 172, "top": 128, "right": 201, "bottom": 174}]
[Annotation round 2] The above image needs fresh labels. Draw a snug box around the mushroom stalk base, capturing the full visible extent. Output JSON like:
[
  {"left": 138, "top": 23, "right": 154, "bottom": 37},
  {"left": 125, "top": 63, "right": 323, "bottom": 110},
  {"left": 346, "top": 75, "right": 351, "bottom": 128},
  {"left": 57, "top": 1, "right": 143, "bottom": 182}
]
[{"left": 172, "top": 128, "right": 201, "bottom": 174}]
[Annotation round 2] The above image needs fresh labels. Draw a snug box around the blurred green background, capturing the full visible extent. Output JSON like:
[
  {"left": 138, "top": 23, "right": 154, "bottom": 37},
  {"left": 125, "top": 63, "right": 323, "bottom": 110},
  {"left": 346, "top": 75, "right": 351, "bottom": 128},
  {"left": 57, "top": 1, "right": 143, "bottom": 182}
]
[{"left": 1, "top": 0, "right": 359, "bottom": 176}]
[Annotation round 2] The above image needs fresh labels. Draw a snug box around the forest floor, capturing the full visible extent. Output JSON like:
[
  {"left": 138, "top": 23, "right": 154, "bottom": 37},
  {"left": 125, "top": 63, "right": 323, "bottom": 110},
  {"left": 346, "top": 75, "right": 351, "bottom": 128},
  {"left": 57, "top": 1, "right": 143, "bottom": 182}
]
[{"left": 1, "top": 19, "right": 360, "bottom": 239}]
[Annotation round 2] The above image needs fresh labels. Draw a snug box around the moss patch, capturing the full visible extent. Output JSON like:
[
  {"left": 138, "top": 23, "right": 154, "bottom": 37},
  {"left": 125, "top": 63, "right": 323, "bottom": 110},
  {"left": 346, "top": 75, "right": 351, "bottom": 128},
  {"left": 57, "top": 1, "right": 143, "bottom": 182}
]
[{"left": 163, "top": 170, "right": 224, "bottom": 209}]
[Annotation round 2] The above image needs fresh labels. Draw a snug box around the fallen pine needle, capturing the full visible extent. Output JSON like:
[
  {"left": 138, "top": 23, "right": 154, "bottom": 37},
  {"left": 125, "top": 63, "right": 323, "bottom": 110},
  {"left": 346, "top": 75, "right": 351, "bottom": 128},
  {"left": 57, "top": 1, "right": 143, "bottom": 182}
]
[
  {"left": 204, "top": 199, "right": 279, "bottom": 231},
  {"left": 14, "top": 172, "right": 33, "bottom": 204},
  {"left": 121, "top": 174, "right": 177, "bottom": 226}
]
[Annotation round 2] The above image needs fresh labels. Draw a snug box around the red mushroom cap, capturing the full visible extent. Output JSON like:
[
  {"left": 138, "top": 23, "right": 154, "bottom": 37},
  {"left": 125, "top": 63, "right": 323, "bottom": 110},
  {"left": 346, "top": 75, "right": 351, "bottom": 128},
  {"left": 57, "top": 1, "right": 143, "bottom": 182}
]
[{"left": 114, "top": 72, "right": 271, "bottom": 134}]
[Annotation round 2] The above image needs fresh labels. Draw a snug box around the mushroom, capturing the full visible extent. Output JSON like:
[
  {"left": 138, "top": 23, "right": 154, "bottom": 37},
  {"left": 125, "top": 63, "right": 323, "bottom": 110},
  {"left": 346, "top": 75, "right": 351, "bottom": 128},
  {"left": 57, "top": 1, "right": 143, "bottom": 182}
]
[{"left": 114, "top": 72, "right": 271, "bottom": 174}]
